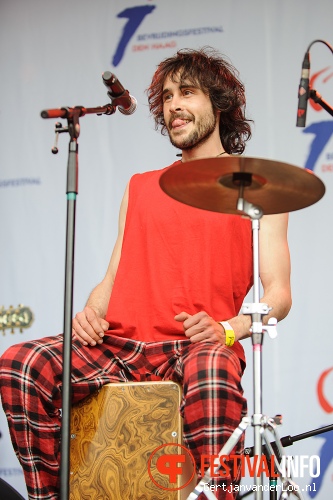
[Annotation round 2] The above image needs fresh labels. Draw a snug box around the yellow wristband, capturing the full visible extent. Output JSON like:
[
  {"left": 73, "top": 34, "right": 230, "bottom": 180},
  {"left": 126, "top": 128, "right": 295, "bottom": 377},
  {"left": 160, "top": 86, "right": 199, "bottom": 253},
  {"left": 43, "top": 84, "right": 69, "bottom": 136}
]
[{"left": 220, "top": 321, "right": 235, "bottom": 346}]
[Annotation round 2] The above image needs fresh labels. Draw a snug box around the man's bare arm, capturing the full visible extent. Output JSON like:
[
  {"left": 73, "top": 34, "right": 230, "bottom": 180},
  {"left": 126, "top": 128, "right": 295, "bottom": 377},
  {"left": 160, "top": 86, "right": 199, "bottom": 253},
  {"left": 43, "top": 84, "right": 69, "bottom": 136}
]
[
  {"left": 226, "top": 212, "right": 292, "bottom": 341},
  {"left": 72, "top": 183, "right": 129, "bottom": 346},
  {"left": 175, "top": 213, "right": 292, "bottom": 343}
]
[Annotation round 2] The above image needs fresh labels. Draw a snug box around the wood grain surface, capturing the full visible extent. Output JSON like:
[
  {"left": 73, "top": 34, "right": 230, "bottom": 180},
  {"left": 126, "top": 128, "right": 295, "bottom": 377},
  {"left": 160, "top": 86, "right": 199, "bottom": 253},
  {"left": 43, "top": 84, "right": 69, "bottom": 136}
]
[{"left": 69, "top": 381, "right": 189, "bottom": 500}]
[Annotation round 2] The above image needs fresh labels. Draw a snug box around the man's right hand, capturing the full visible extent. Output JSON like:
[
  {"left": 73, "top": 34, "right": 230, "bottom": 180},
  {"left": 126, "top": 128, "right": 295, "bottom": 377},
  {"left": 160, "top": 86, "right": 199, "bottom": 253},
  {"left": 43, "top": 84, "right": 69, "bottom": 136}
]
[{"left": 72, "top": 306, "right": 109, "bottom": 346}]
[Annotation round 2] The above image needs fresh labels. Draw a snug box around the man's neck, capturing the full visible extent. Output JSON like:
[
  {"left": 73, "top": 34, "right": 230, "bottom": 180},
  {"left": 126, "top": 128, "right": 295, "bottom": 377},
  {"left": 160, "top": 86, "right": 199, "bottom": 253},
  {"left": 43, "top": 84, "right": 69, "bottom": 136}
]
[{"left": 181, "top": 140, "right": 227, "bottom": 162}]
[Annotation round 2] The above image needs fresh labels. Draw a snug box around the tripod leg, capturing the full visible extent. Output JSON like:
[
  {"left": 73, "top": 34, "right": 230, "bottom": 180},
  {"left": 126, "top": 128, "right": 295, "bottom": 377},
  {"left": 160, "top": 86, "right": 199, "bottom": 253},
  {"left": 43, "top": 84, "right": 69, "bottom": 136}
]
[
  {"left": 186, "top": 417, "right": 251, "bottom": 500},
  {"left": 261, "top": 418, "right": 305, "bottom": 500}
]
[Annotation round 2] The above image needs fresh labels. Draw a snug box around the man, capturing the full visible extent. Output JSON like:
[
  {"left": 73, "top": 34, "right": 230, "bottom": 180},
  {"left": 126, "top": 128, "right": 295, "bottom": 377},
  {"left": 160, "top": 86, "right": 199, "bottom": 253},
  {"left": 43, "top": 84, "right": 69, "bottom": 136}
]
[{"left": 0, "top": 47, "right": 291, "bottom": 499}]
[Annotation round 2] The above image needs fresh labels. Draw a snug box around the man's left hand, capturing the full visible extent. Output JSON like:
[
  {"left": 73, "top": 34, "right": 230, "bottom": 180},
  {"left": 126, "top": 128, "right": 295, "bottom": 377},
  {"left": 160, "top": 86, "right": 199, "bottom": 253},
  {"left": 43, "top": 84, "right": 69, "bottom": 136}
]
[{"left": 175, "top": 311, "right": 224, "bottom": 343}]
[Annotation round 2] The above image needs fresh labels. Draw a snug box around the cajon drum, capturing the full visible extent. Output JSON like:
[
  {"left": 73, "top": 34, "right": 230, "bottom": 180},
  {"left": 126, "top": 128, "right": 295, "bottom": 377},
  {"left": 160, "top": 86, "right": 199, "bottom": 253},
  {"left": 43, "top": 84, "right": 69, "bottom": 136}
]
[{"left": 69, "top": 381, "right": 195, "bottom": 500}]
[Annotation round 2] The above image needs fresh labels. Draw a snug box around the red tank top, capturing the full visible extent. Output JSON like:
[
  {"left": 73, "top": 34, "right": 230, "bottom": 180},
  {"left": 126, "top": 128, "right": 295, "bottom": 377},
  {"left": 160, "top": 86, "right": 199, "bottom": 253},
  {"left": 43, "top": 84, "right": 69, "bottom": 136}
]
[{"left": 105, "top": 162, "right": 253, "bottom": 360}]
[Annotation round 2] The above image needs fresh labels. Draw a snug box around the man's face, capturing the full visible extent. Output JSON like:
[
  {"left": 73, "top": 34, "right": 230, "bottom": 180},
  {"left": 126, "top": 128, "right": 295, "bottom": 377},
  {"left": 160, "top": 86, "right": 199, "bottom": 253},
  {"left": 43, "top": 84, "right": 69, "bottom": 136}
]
[{"left": 162, "top": 73, "right": 219, "bottom": 151}]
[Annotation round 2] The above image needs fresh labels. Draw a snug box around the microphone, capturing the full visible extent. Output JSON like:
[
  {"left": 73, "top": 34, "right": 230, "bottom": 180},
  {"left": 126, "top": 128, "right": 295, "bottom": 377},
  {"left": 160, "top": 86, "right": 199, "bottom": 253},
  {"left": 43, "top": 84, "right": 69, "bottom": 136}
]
[
  {"left": 102, "top": 71, "right": 137, "bottom": 115},
  {"left": 296, "top": 51, "right": 310, "bottom": 127}
]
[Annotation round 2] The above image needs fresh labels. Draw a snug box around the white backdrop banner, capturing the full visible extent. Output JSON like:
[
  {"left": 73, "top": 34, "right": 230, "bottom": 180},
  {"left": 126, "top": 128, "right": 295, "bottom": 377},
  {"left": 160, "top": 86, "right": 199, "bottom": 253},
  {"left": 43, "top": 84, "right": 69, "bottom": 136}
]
[{"left": 1, "top": 1, "right": 333, "bottom": 498}]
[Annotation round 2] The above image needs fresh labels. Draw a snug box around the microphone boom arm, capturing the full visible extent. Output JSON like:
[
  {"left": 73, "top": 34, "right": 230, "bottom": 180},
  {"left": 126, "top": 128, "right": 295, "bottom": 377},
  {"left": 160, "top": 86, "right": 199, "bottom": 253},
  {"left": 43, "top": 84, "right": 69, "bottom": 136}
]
[
  {"left": 309, "top": 88, "right": 333, "bottom": 118},
  {"left": 41, "top": 103, "right": 116, "bottom": 119}
]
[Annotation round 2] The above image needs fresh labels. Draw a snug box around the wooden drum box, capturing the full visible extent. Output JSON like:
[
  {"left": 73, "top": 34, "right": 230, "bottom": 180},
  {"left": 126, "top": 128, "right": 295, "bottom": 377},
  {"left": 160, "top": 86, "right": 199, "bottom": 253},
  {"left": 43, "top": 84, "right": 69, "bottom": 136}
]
[{"left": 69, "top": 381, "right": 196, "bottom": 500}]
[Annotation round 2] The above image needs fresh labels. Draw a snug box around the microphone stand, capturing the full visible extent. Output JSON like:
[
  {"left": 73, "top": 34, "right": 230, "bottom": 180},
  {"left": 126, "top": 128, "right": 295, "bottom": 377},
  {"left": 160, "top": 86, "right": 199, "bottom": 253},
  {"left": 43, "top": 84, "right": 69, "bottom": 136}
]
[
  {"left": 309, "top": 88, "right": 333, "bottom": 118},
  {"left": 237, "top": 423, "right": 333, "bottom": 500},
  {"left": 41, "top": 102, "right": 116, "bottom": 500},
  {"left": 299, "top": 39, "right": 333, "bottom": 123}
]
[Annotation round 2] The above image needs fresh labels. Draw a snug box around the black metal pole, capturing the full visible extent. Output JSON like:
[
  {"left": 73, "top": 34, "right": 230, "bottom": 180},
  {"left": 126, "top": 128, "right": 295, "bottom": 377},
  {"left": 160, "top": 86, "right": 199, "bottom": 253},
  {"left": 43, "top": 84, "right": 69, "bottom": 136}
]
[
  {"left": 309, "top": 88, "right": 333, "bottom": 118},
  {"left": 59, "top": 113, "right": 79, "bottom": 500},
  {"left": 244, "top": 423, "right": 333, "bottom": 457}
]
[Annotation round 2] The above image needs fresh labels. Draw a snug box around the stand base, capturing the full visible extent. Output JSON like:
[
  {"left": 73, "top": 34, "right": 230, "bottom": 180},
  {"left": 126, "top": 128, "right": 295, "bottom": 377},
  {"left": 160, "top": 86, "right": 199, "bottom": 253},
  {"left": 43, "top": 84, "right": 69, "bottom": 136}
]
[
  {"left": 187, "top": 415, "right": 305, "bottom": 500},
  {"left": 0, "top": 478, "right": 26, "bottom": 500}
]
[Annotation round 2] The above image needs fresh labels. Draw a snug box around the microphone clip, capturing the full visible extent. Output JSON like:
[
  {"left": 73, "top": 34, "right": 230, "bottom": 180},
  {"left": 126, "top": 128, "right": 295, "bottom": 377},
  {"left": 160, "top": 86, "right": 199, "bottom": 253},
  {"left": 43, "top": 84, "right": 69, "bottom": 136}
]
[
  {"left": 102, "top": 71, "right": 137, "bottom": 115},
  {"left": 107, "top": 89, "right": 130, "bottom": 109},
  {"left": 107, "top": 90, "right": 137, "bottom": 116},
  {"left": 52, "top": 121, "right": 68, "bottom": 154}
]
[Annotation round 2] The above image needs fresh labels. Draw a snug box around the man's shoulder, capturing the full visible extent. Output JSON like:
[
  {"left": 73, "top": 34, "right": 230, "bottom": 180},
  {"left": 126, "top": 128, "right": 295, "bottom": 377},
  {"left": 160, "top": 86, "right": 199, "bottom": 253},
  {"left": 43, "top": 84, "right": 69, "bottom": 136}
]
[{"left": 130, "top": 161, "right": 180, "bottom": 182}]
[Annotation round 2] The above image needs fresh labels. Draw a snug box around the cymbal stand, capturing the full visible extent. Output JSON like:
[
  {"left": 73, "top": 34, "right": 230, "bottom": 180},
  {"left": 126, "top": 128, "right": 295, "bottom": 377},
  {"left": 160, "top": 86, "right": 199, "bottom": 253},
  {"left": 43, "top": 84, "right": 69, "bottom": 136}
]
[{"left": 187, "top": 179, "right": 303, "bottom": 500}]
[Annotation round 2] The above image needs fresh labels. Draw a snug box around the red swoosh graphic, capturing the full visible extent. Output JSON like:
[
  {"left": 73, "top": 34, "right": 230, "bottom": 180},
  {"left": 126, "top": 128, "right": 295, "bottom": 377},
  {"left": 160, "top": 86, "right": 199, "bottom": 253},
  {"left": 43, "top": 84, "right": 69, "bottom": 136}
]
[{"left": 317, "top": 366, "right": 333, "bottom": 413}]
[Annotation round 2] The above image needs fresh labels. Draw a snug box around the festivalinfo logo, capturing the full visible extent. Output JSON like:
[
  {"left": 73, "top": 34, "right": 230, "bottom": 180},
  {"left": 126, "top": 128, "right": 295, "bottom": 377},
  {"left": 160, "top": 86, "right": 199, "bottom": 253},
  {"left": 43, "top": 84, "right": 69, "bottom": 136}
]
[{"left": 147, "top": 443, "right": 320, "bottom": 493}]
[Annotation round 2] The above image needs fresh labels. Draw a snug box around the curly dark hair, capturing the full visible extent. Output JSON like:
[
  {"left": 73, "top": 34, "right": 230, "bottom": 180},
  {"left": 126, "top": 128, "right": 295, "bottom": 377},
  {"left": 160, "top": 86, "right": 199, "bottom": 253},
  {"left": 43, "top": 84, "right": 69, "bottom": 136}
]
[{"left": 147, "top": 47, "right": 252, "bottom": 154}]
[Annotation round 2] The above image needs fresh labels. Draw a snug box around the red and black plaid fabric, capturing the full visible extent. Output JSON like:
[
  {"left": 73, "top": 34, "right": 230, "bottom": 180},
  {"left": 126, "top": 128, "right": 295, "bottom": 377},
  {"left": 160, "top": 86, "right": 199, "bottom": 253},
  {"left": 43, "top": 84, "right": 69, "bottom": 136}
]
[{"left": 0, "top": 334, "right": 247, "bottom": 500}]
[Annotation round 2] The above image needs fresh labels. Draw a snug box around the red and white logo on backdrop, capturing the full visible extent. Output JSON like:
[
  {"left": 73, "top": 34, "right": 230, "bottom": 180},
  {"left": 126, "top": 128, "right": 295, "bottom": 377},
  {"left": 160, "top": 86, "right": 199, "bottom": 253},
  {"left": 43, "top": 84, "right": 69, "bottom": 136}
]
[{"left": 317, "top": 366, "right": 333, "bottom": 413}]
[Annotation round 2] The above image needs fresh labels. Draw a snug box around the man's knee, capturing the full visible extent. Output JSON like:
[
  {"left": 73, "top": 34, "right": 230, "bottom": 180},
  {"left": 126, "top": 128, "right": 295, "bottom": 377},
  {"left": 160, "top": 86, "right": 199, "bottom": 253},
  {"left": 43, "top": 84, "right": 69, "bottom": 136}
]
[
  {"left": 0, "top": 342, "right": 27, "bottom": 373},
  {"left": 0, "top": 337, "right": 61, "bottom": 386},
  {"left": 184, "top": 342, "right": 241, "bottom": 377}
]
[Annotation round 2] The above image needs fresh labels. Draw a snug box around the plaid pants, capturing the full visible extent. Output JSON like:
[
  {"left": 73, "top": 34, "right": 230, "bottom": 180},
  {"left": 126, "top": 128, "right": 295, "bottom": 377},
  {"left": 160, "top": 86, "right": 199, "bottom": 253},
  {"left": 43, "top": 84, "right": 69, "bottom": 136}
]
[{"left": 0, "top": 334, "right": 247, "bottom": 500}]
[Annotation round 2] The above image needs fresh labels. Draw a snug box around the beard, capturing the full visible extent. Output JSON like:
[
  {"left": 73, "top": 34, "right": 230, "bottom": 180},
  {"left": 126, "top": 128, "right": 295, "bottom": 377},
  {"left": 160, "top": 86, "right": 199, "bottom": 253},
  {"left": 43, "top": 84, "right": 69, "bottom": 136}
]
[{"left": 167, "top": 110, "right": 218, "bottom": 150}]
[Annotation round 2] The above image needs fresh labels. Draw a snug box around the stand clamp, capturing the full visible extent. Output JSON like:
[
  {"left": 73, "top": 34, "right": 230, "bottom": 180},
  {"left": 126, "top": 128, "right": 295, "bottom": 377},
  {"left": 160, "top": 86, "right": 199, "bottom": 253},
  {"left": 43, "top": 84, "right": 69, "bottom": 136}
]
[{"left": 242, "top": 303, "right": 277, "bottom": 340}]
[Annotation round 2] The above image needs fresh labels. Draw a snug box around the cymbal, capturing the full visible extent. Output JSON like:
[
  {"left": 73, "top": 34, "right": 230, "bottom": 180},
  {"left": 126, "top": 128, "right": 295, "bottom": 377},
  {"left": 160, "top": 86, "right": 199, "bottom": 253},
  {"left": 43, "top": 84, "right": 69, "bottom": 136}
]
[{"left": 159, "top": 156, "right": 325, "bottom": 215}]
